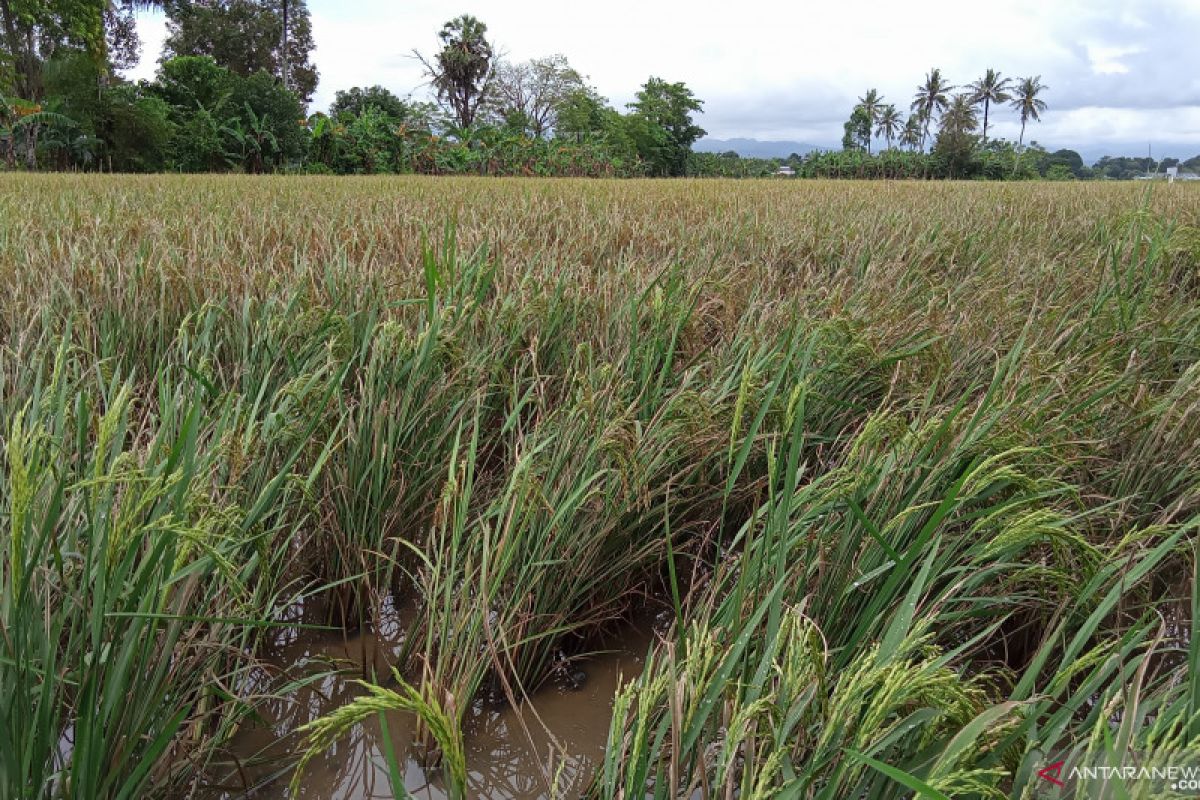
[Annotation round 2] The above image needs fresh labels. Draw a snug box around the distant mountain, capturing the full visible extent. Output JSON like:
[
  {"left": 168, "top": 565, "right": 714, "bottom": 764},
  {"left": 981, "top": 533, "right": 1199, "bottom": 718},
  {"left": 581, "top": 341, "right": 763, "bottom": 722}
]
[{"left": 695, "top": 137, "right": 825, "bottom": 158}]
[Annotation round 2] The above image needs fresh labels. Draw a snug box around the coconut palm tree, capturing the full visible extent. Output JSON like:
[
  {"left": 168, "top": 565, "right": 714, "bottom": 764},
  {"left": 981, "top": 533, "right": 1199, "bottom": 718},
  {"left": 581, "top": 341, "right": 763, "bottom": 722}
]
[
  {"left": 967, "top": 69, "right": 1011, "bottom": 143},
  {"left": 934, "top": 94, "right": 979, "bottom": 177},
  {"left": 910, "top": 68, "right": 953, "bottom": 152},
  {"left": 856, "top": 89, "right": 884, "bottom": 154},
  {"left": 1010, "top": 76, "right": 1048, "bottom": 149},
  {"left": 940, "top": 94, "right": 979, "bottom": 137},
  {"left": 900, "top": 114, "right": 922, "bottom": 151},
  {"left": 875, "top": 104, "right": 902, "bottom": 151}
]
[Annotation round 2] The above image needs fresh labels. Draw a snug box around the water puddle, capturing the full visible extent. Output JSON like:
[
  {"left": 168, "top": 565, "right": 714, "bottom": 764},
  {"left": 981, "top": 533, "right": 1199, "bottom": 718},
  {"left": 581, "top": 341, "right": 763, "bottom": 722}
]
[{"left": 203, "top": 596, "right": 657, "bottom": 799}]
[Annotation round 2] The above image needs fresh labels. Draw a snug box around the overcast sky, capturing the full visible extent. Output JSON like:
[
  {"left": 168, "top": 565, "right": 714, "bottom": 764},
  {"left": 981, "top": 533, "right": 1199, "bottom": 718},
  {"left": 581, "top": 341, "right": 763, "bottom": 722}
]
[{"left": 128, "top": 0, "right": 1200, "bottom": 156}]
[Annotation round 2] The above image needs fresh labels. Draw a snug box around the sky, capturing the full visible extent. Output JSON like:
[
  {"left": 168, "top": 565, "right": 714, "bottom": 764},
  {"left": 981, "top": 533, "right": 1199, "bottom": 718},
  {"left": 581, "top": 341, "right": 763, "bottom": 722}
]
[{"left": 127, "top": 0, "right": 1200, "bottom": 158}]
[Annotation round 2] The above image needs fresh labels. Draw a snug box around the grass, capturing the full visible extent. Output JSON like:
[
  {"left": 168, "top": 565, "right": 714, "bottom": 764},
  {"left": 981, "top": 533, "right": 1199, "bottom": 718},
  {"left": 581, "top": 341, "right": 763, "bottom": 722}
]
[{"left": 0, "top": 174, "right": 1198, "bottom": 798}]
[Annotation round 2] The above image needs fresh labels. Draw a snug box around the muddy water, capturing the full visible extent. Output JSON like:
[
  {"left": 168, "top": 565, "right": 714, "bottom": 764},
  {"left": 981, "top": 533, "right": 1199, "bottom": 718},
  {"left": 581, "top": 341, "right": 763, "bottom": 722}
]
[{"left": 205, "top": 597, "right": 656, "bottom": 799}]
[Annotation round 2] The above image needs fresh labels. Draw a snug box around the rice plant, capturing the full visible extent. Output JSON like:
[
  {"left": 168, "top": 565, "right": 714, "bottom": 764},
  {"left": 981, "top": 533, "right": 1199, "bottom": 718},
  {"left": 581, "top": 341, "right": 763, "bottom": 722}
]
[{"left": 0, "top": 175, "right": 1197, "bottom": 798}]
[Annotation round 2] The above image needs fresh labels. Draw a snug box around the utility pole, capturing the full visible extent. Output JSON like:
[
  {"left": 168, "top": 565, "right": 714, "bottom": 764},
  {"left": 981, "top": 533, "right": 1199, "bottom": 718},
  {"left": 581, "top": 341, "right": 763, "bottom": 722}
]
[{"left": 280, "top": 0, "right": 290, "bottom": 91}]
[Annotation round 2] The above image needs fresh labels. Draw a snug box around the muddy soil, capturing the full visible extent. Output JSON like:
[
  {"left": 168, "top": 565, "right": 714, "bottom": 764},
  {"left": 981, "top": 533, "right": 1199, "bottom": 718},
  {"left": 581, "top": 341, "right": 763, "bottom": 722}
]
[{"left": 202, "top": 596, "right": 656, "bottom": 799}]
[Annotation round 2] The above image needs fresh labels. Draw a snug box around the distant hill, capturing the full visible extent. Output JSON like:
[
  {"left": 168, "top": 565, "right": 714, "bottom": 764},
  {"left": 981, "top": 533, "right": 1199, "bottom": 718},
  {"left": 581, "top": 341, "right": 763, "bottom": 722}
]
[{"left": 695, "top": 137, "right": 824, "bottom": 158}]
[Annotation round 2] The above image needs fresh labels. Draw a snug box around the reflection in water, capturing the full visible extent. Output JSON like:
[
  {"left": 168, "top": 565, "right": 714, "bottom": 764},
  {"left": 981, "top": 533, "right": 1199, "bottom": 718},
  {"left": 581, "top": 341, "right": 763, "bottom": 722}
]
[{"left": 204, "top": 596, "right": 654, "bottom": 799}]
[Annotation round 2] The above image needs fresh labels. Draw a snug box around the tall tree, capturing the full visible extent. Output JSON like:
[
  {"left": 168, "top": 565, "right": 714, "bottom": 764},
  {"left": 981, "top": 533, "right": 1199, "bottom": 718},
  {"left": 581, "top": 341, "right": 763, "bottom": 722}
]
[
  {"left": 841, "top": 105, "right": 870, "bottom": 152},
  {"left": 900, "top": 114, "right": 922, "bottom": 151},
  {"left": 875, "top": 103, "right": 901, "bottom": 151},
  {"left": 487, "top": 54, "right": 586, "bottom": 138},
  {"left": 1010, "top": 75, "right": 1048, "bottom": 149},
  {"left": 105, "top": 3, "right": 143, "bottom": 72},
  {"left": 0, "top": 84, "right": 58, "bottom": 167},
  {"left": 162, "top": 0, "right": 318, "bottom": 103},
  {"left": 967, "top": 68, "right": 1010, "bottom": 143},
  {"left": 934, "top": 93, "right": 979, "bottom": 177},
  {"left": 910, "top": 68, "right": 952, "bottom": 152},
  {"left": 330, "top": 85, "right": 411, "bottom": 120},
  {"left": 627, "top": 76, "right": 704, "bottom": 177},
  {"left": 554, "top": 86, "right": 610, "bottom": 140},
  {"left": 0, "top": 0, "right": 110, "bottom": 100},
  {"left": 416, "top": 14, "right": 494, "bottom": 130},
  {"left": 279, "top": 0, "right": 288, "bottom": 90},
  {"left": 856, "top": 88, "right": 883, "bottom": 154},
  {"left": 0, "top": 0, "right": 159, "bottom": 164},
  {"left": 939, "top": 93, "right": 978, "bottom": 137},
  {"left": 553, "top": 85, "right": 636, "bottom": 161}
]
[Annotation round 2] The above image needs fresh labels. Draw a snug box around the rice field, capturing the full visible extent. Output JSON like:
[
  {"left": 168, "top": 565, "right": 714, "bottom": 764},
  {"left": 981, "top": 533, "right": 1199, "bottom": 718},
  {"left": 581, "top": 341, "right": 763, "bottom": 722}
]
[{"left": 1, "top": 174, "right": 1199, "bottom": 799}]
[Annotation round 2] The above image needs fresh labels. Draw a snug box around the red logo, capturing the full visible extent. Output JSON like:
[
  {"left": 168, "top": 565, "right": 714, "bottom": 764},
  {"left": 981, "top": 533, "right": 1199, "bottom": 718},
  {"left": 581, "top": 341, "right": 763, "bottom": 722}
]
[{"left": 1038, "top": 760, "right": 1066, "bottom": 787}]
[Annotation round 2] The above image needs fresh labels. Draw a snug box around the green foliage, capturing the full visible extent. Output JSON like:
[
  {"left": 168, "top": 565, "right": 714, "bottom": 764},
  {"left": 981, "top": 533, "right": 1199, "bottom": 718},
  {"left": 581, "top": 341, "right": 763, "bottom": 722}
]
[
  {"left": 302, "top": 113, "right": 642, "bottom": 177},
  {"left": 627, "top": 77, "right": 705, "bottom": 176},
  {"left": 900, "top": 114, "right": 922, "bottom": 150},
  {"left": 800, "top": 147, "right": 930, "bottom": 178},
  {"left": 856, "top": 88, "right": 884, "bottom": 153},
  {"left": 144, "top": 55, "right": 304, "bottom": 172},
  {"left": 313, "top": 106, "right": 423, "bottom": 173},
  {"left": 40, "top": 52, "right": 173, "bottom": 171},
  {"left": 151, "top": 54, "right": 234, "bottom": 113},
  {"left": 11, "top": 15, "right": 1196, "bottom": 181},
  {"left": 967, "top": 68, "right": 1011, "bottom": 142},
  {"left": 298, "top": 49, "right": 666, "bottom": 178},
  {"left": 318, "top": 87, "right": 441, "bottom": 173},
  {"left": 842, "top": 105, "right": 871, "bottom": 152},
  {"left": 1037, "top": 147, "right": 1086, "bottom": 178},
  {"left": 788, "top": 138, "right": 1060, "bottom": 180},
  {"left": 162, "top": 0, "right": 318, "bottom": 103},
  {"left": 554, "top": 86, "right": 639, "bottom": 164},
  {"left": 977, "top": 140, "right": 1038, "bottom": 179},
  {"left": 687, "top": 150, "right": 781, "bottom": 177},
  {"left": 555, "top": 86, "right": 614, "bottom": 140},
  {"left": 875, "top": 104, "right": 902, "bottom": 150},
  {"left": 822, "top": 68, "right": 1089, "bottom": 181},
  {"left": 170, "top": 105, "right": 231, "bottom": 172},
  {"left": 1044, "top": 162, "right": 1075, "bottom": 180},
  {"left": 1094, "top": 154, "right": 1160, "bottom": 180},
  {"left": 0, "top": 336, "right": 314, "bottom": 797},
  {"left": 40, "top": 51, "right": 104, "bottom": 128},
  {"left": 95, "top": 85, "right": 173, "bottom": 172},
  {"left": 225, "top": 70, "right": 305, "bottom": 168},
  {"left": 421, "top": 14, "right": 494, "bottom": 129},
  {"left": 1, "top": 175, "right": 1199, "bottom": 797},
  {"left": 1011, "top": 75, "right": 1048, "bottom": 147},
  {"left": 0, "top": 0, "right": 107, "bottom": 100},
  {"left": 330, "top": 84, "right": 412, "bottom": 121},
  {"left": 486, "top": 54, "right": 587, "bottom": 138},
  {"left": 932, "top": 94, "right": 979, "bottom": 177},
  {"left": 911, "top": 68, "right": 953, "bottom": 152}
]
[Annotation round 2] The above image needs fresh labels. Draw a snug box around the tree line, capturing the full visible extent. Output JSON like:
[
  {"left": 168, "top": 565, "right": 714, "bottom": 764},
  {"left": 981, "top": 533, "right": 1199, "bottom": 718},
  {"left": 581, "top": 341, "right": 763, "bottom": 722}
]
[
  {"left": 847, "top": 69, "right": 1049, "bottom": 153},
  {"left": 0, "top": 2, "right": 707, "bottom": 176},
  {"left": 832, "top": 68, "right": 1052, "bottom": 178},
  {"left": 0, "top": 2, "right": 1191, "bottom": 178}
]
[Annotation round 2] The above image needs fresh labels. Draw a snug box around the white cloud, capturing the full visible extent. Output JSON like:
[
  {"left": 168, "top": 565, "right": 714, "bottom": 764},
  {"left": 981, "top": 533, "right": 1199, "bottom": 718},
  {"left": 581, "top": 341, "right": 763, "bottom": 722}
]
[
  {"left": 1000, "top": 106, "right": 1200, "bottom": 146},
  {"left": 127, "top": 13, "right": 166, "bottom": 83},
  {"left": 1085, "top": 43, "right": 1143, "bottom": 75}
]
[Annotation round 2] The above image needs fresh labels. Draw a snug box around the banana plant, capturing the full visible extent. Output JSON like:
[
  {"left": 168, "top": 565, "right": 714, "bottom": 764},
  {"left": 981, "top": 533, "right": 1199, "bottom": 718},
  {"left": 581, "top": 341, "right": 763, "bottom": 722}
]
[
  {"left": 222, "top": 104, "right": 279, "bottom": 173},
  {"left": 0, "top": 92, "right": 64, "bottom": 169}
]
